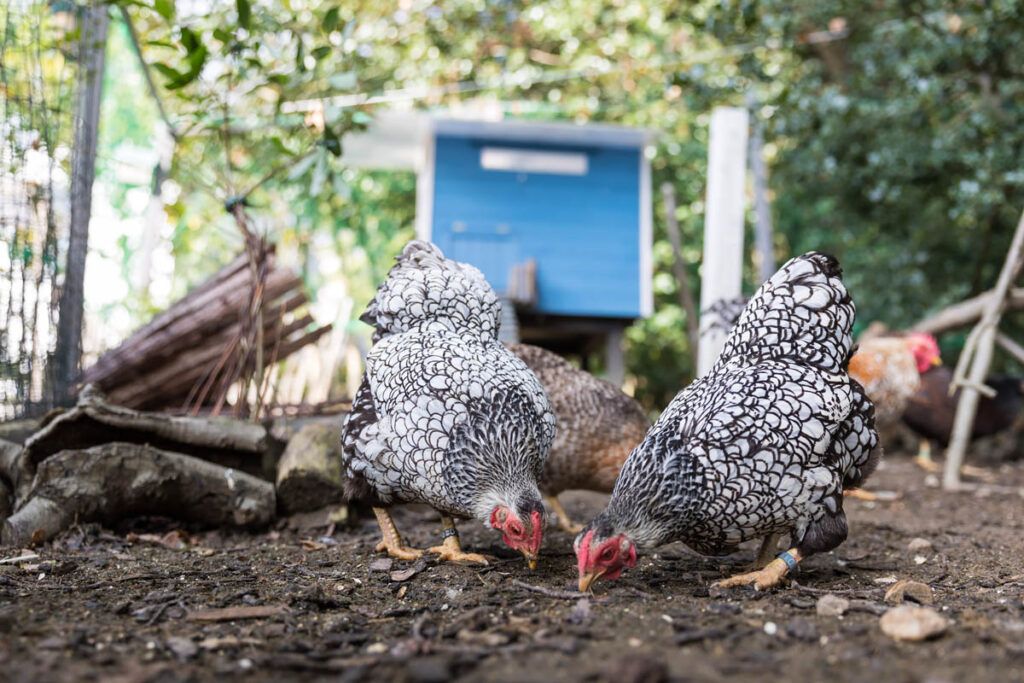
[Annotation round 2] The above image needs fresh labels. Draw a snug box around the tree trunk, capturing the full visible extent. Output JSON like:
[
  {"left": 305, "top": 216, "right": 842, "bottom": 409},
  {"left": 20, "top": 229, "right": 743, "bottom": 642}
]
[
  {"left": 660, "top": 183, "right": 700, "bottom": 363},
  {"left": 275, "top": 422, "right": 347, "bottom": 515},
  {"left": 53, "top": 1, "right": 109, "bottom": 403},
  {"left": 2, "top": 442, "right": 276, "bottom": 546},
  {"left": 24, "top": 386, "right": 281, "bottom": 478}
]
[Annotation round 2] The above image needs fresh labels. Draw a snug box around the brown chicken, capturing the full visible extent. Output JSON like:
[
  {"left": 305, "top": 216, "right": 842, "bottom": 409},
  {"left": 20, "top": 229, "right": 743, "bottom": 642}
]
[
  {"left": 506, "top": 343, "right": 650, "bottom": 533},
  {"left": 902, "top": 365, "right": 1024, "bottom": 474},
  {"left": 847, "top": 333, "right": 942, "bottom": 429}
]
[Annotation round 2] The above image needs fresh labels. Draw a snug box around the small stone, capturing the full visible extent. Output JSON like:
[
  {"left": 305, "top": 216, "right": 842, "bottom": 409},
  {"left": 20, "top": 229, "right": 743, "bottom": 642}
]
[
  {"left": 907, "top": 538, "right": 933, "bottom": 552},
  {"left": 816, "top": 594, "right": 850, "bottom": 617},
  {"left": 763, "top": 621, "right": 778, "bottom": 636},
  {"left": 914, "top": 555, "right": 928, "bottom": 565},
  {"left": 884, "top": 580, "right": 934, "bottom": 605},
  {"left": 879, "top": 605, "right": 948, "bottom": 641},
  {"left": 369, "top": 558, "right": 393, "bottom": 572},
  {"left": 37, "top": 636, "right": 68, "bottom": 650},
  {"left": 165, "top": 636, "right": 198, "bottom": 660},
  {"left": 366, "top": 642, "right": 389, "bottom": 654},
  {"left": 390, "top": 567, "right": 418, "bottom": 582},
  {"left": 405, "top": 655, "right": 452, "bottom": 683},
  {"left": 924, "top": 474, "right": 940, "bottom": 488},
  {"left": 786, "top": 618, "right": 818, "bottom": 641},
  {"left": 456, "top": 629, "right": 509, "bottom": 647}
]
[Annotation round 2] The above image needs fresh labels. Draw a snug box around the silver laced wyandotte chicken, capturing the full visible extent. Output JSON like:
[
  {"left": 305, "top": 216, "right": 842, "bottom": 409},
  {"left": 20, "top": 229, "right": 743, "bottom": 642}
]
[
  {"left": 574, "top": 252, "right": 880, "bottom": 592},
  {"left": 505, "top": 343, "right": 651, "bottom": 533},
  {"left": 341, "top": 241, "right": 556, "bottom": 567}
]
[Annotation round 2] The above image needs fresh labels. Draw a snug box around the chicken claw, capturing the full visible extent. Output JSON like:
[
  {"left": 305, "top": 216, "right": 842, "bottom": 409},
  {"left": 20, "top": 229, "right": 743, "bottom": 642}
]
[
  {"left": 373, "top": 507, "right": 424, "bottom": 561},
  {"left": 426, "top": 516, "right": 489, "bottom": 565},
  {"left": 547, "top": 496, "right": 584, "bottom": 534},
  {"left": 715, "top": 548, "right": 803, "bottom": 590}
]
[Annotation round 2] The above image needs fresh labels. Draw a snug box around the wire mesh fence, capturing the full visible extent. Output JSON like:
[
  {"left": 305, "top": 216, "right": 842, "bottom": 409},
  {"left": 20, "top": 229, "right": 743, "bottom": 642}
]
[{"left": 0, "top": 1, "right": 79, "bottom": 420}]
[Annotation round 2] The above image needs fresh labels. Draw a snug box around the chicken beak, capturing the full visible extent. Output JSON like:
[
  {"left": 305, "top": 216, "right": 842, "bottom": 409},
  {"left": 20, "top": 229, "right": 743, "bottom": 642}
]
[
  {"left": 523, "top": 551, "right": 538, "bottom": 571},
  {"left": 932, "top": 356, "right": 942, "bottom": 366},
  {"left": 578, "top": 569, "right": 603, "bottom": 593}
]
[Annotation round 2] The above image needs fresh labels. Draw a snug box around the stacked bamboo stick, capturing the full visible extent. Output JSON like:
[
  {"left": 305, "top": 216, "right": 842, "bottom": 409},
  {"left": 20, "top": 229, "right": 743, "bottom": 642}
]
[{"left": 81, "top": 249, "right": 331, "bottom": 412}]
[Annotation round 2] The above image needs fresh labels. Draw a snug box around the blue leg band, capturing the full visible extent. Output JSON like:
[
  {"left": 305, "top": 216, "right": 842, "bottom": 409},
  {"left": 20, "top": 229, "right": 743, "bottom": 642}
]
[{"left": 776, "top": 551, "right": 799, "bottom": 572}]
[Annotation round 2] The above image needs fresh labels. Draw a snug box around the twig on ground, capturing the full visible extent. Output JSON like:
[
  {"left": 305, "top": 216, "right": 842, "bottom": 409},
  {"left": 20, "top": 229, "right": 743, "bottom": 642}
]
[{"left": 506, "top": 578, "right": 586, "bottom": 600}]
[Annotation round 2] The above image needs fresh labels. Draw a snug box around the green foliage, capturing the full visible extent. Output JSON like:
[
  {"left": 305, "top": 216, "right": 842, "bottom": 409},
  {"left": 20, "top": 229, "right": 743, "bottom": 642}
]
[{"left": 103, "top": 0, "right": 1024, "bottom": 411}]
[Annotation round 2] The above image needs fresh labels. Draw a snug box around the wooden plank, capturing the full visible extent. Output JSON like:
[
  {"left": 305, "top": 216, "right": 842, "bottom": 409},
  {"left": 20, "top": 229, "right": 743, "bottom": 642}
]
[{"left": 698, "top": 107, "right": 749, "bottom": 376}]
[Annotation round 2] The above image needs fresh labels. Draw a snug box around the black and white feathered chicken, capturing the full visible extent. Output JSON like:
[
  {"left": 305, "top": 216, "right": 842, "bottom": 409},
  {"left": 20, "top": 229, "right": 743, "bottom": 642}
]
[
  {"left": 575, "top": 252, "right": 880, "bottom": 591},
  {"left": 342, "top": 241, "right": 556, "bottom": 567}
]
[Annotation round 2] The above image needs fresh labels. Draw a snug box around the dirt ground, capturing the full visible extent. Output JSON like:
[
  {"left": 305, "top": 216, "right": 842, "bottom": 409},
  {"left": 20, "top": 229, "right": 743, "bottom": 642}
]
[{"left": 2, "top": 454, "right": 1024, "bottom": 683}]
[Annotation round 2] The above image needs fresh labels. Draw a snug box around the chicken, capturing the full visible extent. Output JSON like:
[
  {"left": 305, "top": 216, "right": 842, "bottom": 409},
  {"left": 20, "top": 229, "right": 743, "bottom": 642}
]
[
  {"left": 505, "top": 343, "right": 651, "bottom": 533},
  {"left": 902, "top": 365, "right": 1023, "bottom": 474},
  {"left": 341, "top": 240, "right": 556, "bottom": 567},
  {"left": 574, "top": 252, "right": 880, "bottom": 592},
  {"left": 847, "top": 334, "right": 941, "bottom": 429}
]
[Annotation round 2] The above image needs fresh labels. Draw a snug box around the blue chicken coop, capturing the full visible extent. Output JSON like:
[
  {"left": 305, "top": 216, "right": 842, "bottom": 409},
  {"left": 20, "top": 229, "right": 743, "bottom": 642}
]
[{"left": 343, "top": 114, "right": 654, "bottom": 383}]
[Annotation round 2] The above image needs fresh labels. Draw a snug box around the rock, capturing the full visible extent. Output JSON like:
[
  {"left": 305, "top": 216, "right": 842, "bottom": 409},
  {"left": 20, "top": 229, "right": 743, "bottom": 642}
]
[
  {"left": 405, "top": 655, "right": 452, "bottom": 683},
  {"left": 606, "top": 653, "right": 668, "bottom": 683},
  {"left": 456, "top": 629, "right": 509, "bottom": 647},
  {"left": 786, "top": 618, "right": 818, "bottom": 641},
  {"left": 907, "top": 537, "right": 933, "bottom": 552},
  {"left": 166, "top": 636, "right": 198, "bottom": 660},
  {"left": 879, "top": 606, "right": 948, "bottom": 641},
  {"left": 391, "top": 568, "right": 418, "bottom": 582},
  {"left": 369, "top": 558, "right": 393, "bottom": 572},
  {"left": 884, "top": 579, "right": 934, "bottom": 605},
  {"left": 366, "top": 642, "right": 389, "bottom": 654},
  {"left": 816, "top": 594, "right": 850, "bottom": 617}
]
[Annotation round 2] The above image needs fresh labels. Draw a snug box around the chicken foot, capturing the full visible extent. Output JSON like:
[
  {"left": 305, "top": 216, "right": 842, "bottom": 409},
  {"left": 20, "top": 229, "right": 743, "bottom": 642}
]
[
  {"left": 373, "top": 507, "right": 424, "bottom": 561},
  {"left": 714, "top": 547, "right": 803, "bottom": 590},
  {"left": 547, "top": 496, "right": 583, "bottom": 534},
  {"left": 915, "top": 439, "right": 995, "bottom": 480},
  {"left": 426, "top": 515, "right": 489, "bottom": 564}
]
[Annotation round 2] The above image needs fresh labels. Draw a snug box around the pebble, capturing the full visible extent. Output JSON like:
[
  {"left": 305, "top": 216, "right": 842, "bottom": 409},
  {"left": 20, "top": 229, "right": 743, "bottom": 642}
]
[
  {"left": 879, "top": 605, "right": 948, "bottom": 641},
  {"left": 405, "top": 655, "right": 452, "bottom": 683},
  {"left": 786, "top": 618, "right": 818, "bottom": 641},
  {"left": 907, "top": 538, "right": 933, "bottom": 552},
  {"left": 165, "top": 636, "right": 198, "bottom": 660},
  {"left": 884, "top": 580, "right": 934, "bottom": 605},
  {"left": 366, "top": 642, "right": 389, "bottom": 654},
  {"left": 763, "top": 621, "right": 778, "bottom": 636},
  {"left": 816, "top": 594, "right": 850, "bottom": 617},
  {"left": 369, "top": 558, "right": 393, "bottom": 572}
]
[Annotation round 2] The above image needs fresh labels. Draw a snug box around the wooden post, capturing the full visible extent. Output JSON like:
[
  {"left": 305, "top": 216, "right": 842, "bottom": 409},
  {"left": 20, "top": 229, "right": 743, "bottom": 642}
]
[
  {"left": 660, "top": 183, "right": 700, "bottom": 364},
  {"left": 944, "top": 208, "right": 1024, "bottom": 489},
  {"left": 604, "top": 327, "right": 625, "bottom": 388},
  {"left": 747, "top": 96, "right": 775, "bottom": 283},
  {"left": 54, "top": 2, "right": 109, "bottom": 402},
  {"left": 698, "top": 107, "right": 749, "bottom": 376}
]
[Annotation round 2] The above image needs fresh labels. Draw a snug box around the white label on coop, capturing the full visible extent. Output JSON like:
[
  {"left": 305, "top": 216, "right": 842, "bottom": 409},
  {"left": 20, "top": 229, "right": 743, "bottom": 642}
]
[{"left": 480, "top": 147, "right": 588, "bottom": 176}]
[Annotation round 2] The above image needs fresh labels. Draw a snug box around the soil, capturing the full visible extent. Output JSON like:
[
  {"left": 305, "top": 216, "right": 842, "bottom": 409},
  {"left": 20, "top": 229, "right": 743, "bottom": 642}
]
[{"left": 3, "top": 454, "right": 1024, "bottom": 683}]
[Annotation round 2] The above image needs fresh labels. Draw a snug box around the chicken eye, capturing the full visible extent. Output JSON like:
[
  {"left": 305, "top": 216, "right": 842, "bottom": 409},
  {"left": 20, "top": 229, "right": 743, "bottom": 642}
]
[
  {"left": 507, "top": 521, "right": 524, "bottom": 539},
  {"left": 599, "top": 546, "right": 615, "bottom": 562}
]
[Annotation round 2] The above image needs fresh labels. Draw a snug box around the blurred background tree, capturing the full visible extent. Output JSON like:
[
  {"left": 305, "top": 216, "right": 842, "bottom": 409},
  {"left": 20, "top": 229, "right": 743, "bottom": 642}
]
[{"left": 7, "top": 0, "right": 1019, "bottom": 416}]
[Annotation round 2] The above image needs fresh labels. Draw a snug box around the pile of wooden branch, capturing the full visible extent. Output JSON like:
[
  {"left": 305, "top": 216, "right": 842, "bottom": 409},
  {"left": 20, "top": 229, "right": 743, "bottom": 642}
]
[
  {"left": 0, "top": 387, "right": 349, "bottom": 546},
  {"left": 81, "top": 247, "right": 331, "bottom": 413}
]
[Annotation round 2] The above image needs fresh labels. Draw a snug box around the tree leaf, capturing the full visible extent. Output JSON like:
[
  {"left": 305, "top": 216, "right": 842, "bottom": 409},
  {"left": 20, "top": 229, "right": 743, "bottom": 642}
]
[
  {"left": 323, "top": 7, "right": 339, "bottom": 33},
  {"left": 152, "top": 0, "right": 174, "bottom": 20},
  {"left": 236, "top": 0, "right": 251, "bottom": 30}
]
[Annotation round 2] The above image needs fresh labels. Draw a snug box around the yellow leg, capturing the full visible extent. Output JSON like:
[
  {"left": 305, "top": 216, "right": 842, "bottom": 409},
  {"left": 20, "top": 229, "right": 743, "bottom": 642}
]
[
  {"left": 844, "top": 488, "right": 878, "bottom": 501},
  {"left": 914, "top": 440, "right": 942, "bottom": 473},
  {"left": 750, "top": 533, "right": 782, "bottom": 569},
  {"left": 715, "top": 547, "right": 803, "bottom": 590},
  {"left": 547, "top": 496, "right": 583, "bottom": 534},
  {"left": 426, "top": 515, "right": 489, "bottom": 564},
  {"left": 373, "top": 507, "right": 424, "bottom": 561}
]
